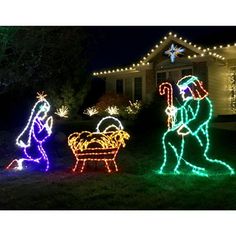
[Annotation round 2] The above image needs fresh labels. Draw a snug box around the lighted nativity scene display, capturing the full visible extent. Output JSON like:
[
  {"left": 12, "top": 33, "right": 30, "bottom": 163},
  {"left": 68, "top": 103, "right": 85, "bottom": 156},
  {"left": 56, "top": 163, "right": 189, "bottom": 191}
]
[{"left": 0, "top": 26, "right": 236, "bottom": 210}]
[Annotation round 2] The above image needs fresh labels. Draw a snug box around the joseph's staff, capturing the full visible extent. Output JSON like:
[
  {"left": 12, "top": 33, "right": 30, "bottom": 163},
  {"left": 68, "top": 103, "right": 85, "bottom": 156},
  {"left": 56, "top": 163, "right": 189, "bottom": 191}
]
[{"left": 159, "top": 82, "right": 174, "bottom": 129}]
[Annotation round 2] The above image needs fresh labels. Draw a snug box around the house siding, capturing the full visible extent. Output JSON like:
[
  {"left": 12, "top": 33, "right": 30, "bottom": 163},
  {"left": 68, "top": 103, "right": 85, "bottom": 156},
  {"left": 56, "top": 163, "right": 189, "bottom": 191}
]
[
  {"left": 207, "top": 61, "right": 231, "bottom": 116},
  {"left": 97, "top": 37, "right": 236, "bottom": 117},
  {"left": 145, "top": 69, "right": 155, "bottom": 102},
  {"left": 125, "top": 77, "right": 133, "bottom": 99},
  {"left": 105, "top": 78, "right": 116, "bottom": 93},
  {"left": 192, "top": 62, "right": 208, "bottom": 89},
  {"left": 227, "top": 59, "right": 236, "bottom": 67},
  {"left": 226, "top": 59, "right": 236, "bottom": 114}
]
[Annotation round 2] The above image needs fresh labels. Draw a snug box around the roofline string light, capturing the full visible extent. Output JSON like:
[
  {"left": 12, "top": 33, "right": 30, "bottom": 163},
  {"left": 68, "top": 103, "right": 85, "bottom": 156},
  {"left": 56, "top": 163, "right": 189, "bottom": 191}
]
[
  {"left": 205, "top": 42, "right": 236, "bottom": 50},
  {"left": 93, "top": 31, "right": 230, "bottom": 76},
  {"left": 187, "top": 52, "right": 225, "bottom": 60},
  {"left": 93, "top": 62, "right": 150, "bottom": 76},
  {"left": 141, "top": 32, "right": 225, "bottom": 62}
]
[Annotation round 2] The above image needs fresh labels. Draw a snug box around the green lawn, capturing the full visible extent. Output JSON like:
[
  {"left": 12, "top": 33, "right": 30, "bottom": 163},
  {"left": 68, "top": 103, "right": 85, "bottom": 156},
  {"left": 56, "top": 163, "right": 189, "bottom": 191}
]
[{"left": 0, "top": 119, "right": 235, "bottom": 209}]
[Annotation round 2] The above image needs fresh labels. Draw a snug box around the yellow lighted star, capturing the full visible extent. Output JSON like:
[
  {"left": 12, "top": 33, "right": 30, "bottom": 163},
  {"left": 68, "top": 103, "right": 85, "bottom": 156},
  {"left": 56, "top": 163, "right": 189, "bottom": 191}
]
[{"left": 36, "top": 91, "right": 47, "bottom": 101}]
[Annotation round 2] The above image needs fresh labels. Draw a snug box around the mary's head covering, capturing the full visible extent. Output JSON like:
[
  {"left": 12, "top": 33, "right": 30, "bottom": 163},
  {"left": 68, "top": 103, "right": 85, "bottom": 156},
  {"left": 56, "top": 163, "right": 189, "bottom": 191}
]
[{"left": 16, "top": 98, "right": 51, "bottom": 147}]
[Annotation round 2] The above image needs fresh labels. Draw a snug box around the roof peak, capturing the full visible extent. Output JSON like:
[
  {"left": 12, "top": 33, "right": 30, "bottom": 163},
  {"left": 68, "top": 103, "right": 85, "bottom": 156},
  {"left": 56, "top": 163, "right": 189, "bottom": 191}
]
[{"left": 93, "top": 31, "right": 229, "bottom": 76}]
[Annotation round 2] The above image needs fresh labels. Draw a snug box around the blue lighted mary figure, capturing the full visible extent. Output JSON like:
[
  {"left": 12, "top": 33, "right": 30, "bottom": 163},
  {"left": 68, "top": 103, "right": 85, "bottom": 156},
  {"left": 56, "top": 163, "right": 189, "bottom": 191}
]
[
  {"left": 158, "top": 75, "right": 234, "bottom": 176},
  {"left": 7, "top": 96, "right": 53, "bottom": 171}
]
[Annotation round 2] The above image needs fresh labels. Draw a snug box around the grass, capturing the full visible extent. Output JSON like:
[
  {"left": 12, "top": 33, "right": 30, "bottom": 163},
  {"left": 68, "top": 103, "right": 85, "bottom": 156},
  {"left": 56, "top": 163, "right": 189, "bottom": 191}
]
[{"left": 0, "top": 118, "right": 236, "bottom": 209}]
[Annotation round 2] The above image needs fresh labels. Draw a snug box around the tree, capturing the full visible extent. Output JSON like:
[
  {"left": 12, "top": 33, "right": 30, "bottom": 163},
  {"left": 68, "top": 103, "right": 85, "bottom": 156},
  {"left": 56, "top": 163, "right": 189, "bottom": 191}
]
[{"left": 0, "top": 26, "right": 92, "bottom": 119}]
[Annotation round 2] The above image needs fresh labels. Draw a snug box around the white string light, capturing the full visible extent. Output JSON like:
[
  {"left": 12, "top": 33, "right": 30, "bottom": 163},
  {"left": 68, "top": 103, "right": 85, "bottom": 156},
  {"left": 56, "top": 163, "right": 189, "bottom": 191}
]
[{"left": 93, "top": 32, "right": 232, "bottom": 76}]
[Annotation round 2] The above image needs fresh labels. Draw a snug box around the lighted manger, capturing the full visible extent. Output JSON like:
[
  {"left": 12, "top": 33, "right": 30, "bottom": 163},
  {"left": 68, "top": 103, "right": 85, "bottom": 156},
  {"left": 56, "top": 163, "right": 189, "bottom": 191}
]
[{"left": 68, "top": 116, "right": 130, "bottom": 173}]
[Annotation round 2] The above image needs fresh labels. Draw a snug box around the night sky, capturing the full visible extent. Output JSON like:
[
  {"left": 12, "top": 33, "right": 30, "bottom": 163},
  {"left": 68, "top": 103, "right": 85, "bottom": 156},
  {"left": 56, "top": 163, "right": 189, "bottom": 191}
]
[{"left": 87, "top": 26, "right": 236, "bottom": 72}]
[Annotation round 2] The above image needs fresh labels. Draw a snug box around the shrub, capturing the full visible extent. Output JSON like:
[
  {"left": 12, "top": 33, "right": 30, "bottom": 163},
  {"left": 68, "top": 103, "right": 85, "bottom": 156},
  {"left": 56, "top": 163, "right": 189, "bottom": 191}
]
[
  {"left": 126, "top": 100, "right": 142, "bottom": 115},
  {"left": 55, "top": 105, "right": 69, "bottom": 118},
  {"left": 122, "top": 100, "right": 142, "bottom": 120},
  {"left": 105, "top": 105, "right": 119, "bottom": 115},
  {"left": 95, "top": 93, "right": 130, "bottom": 112},
  {"left": 83, "top": 106, "right": 99, "bottom": 117},
  {"left": 49, "top": 82, "right": 89, "bottom": 119}
]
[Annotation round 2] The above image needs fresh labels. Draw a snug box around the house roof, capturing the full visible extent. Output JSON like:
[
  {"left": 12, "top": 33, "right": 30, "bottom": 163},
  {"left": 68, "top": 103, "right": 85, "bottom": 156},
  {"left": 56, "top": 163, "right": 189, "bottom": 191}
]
[{"left": 93, "top": 32, "right": 233, "bottom": 77}]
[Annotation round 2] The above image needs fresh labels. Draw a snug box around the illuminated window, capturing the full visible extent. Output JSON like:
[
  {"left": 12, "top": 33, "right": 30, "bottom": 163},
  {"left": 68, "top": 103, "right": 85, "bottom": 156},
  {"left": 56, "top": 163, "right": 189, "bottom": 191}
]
[
  {"left": 116, "top": 79, "right": 123, "bottom": 94},
  {"left": 134, "top": 77, "right": 142, "bottom": 100}
]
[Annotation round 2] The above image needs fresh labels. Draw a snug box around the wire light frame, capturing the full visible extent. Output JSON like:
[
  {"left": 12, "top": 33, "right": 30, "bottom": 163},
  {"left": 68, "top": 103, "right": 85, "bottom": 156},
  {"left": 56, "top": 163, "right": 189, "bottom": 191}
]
[{"left": 68, "top": 116, "right": 130, "bottom": 173}]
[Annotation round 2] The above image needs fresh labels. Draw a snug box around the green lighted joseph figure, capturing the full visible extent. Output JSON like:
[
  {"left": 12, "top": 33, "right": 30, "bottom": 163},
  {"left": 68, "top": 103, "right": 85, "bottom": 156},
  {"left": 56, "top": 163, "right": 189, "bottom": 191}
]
[{"left": 158, "top": 75, "right": 234, "bottom": 176}]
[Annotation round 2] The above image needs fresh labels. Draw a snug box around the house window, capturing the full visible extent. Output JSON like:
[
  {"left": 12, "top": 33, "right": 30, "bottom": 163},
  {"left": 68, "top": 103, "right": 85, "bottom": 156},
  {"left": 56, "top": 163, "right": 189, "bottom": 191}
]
[
  {"left": 116, "top": 79, "right": 123, "bottom": 95},
  {"left": 156, "top": 72, "right": 167, "bottom": 85},
  {"left": 181, "top": 68, "right": 192, "bottom": 77},
  {"left": 134, "top": 77, "right": 142, "bottom": 100}
]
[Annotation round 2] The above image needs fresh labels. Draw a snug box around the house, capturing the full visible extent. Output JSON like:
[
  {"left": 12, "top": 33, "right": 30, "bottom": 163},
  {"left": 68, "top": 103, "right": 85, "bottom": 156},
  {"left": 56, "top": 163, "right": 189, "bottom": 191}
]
[{"left": 93, "top": 32, "right": 236, "bottom": 116}]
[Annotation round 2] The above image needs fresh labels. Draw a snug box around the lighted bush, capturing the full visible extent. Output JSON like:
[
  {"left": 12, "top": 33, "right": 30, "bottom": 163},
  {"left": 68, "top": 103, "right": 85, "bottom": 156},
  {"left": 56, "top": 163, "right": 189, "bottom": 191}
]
[
  {"left": 55, "top": 105, "right": 69, "bottom": 118},
  {"left": 105, "top": 105, "right": 119, "bottom": 115},
  {"left": 94, "top": 93, "right": 142, "bottom": 120},
  {"left": 126, "top": 100, "right": 142, "bottom": 114},
  {"left": 50, "top": 83, "right": 88, "bottom": 118},
  {"left": 83, "top": 106, "right": 99, "bottom": 117},
  {"left": 123, "top": 100, "right": 142, "bottom": 119}
]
